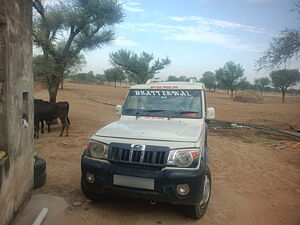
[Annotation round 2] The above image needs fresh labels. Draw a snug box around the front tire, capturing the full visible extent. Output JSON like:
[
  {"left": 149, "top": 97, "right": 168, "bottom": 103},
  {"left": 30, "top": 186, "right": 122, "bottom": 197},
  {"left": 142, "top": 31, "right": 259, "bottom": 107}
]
[
  {"left": 183, "top": 166, "right": 211, "bottom": 219},
  {"left": 81, "top": 180, "right": 103, "bottom": 202}
]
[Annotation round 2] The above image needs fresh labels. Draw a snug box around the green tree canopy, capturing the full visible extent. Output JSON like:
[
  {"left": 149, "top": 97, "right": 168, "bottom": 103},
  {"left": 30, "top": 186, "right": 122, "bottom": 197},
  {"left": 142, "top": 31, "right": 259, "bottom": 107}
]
[
  {"left": 200, "top": 71, "right": 217, "bottom": 91},
  {"left": 104, "top": 67, "right": 125, "bottom": 87},
  {"left": 270, "top": 69, "right": 300, "bottom": 103},
  {"left": 237, "top": 77, "right": 252, "bottom": 91},
  {"left": 33, "top": 0, "right": 124, "bottom": 102},
  {"left": 109, "top": 49, "right": 171, "bottom": 84},
  {"left": 70, "top": 71, "right": 96, "bottom": 82},
  {"left": 33, "top": 54, "right": 86, "bottom": 86},
  {"left": 215, "top": 61, "right": 245, "bottom": 98},
  {"left": 254, "top": 77, "right": 271, "bottom": 96},
  {"left": 167, "top": 75, "right": 178, "bottom": 81}
]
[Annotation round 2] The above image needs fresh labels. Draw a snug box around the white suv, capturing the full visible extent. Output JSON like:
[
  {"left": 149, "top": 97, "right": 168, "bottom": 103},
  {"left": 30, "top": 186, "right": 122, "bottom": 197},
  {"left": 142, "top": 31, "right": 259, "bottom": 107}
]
[{"left": 81, "top": 79, "right": 215, "bottom": 219}]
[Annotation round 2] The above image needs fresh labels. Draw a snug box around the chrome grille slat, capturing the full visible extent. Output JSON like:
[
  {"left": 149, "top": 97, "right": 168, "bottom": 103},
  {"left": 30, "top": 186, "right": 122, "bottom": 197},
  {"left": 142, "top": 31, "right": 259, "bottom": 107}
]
[{"left": 108, "top": 144, "right": 168, "bottom": 166}]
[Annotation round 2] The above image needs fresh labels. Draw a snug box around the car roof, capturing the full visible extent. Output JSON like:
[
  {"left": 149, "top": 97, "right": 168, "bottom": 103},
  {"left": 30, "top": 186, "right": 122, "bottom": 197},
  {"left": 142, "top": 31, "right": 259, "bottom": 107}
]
[{"left": 130, "top": 81, "right": 205, "bottom": 90}]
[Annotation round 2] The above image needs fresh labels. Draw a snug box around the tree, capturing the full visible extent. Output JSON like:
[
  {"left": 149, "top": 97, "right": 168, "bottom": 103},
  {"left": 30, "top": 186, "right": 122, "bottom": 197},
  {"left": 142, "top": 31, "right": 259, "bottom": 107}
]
[
  {"left": 33, "top": 55, "right": 55, "bottom": 83},
  {"left": 95, "top": 74, "right": 107, "bottom": 82},
  {"left": 256, "top": 29, "right": 300, "bottom": 70},
  {"left": 215, "top": 61, "right": 245, "bottom": 98},
  {"left": 254, "top": 77, "right": 271, "bottom": 96},
  {"left": 109, "top": 49, "right": 171, "bottom": 84},
  {"left": 215, "top": 68, "right": 227, "bottom": 92},
  {"left": 292, "top": 0, "right": 300, "bottom": 14},
  {"left": 33, "top": 54, "right": 86, "bottom": 88},
  {"left": 270, "top": 69, "right": 300, "bottom": 103},
  {"left": 60, "top": 54, "right": 87, "bottom": 89},
  {"left": 237, "top": 77, "right": 252, "bottom": 91},
  {"left": 177, "top": 76, "right": 189, "bottom": 82},
  {"left": 200, "top": 71, "right": 217, "bottom": 91},
  {"left": 32, "top": 0, "right": 124, "bottom": 102},
  {"left": 167, "top": 75, "right": 178, "bottom": 81},
  {"left": 104, "top": 68, "right": 125, "bottom": 87},
  {"left": 256, "top": 2, "right": 300, "bottom": 70},
  {"left": 70, "top": 71, "right": 97, "bottom": 82}
]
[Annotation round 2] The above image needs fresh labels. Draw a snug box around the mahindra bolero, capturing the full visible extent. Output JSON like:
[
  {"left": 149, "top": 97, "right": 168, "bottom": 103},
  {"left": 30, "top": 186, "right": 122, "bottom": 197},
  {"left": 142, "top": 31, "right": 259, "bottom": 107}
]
[{"left": 81, "top": 79, "right": 215, "bottom": 219}]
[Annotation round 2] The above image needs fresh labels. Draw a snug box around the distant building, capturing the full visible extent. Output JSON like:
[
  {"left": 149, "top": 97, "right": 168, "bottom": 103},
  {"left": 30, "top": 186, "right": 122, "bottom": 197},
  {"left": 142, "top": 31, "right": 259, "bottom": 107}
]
[{"left": 0, "top": 0, "right": 34, "bottom": 225}]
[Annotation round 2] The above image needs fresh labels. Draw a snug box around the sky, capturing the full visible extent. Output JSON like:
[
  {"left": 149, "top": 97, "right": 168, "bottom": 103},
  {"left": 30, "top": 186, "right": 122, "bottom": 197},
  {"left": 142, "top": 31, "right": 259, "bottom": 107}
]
[{"left": 83, "top": 0, "right": 300, "bottom": 82}]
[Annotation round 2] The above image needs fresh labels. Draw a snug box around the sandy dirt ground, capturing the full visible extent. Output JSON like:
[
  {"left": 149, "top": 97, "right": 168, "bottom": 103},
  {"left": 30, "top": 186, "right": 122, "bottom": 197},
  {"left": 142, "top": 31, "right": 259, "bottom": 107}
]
[
  {"left": 32, "top": 82, "right": 300, "bottom": 225},
  {"left": 206, "top": 90, "right": 300, "bottom": 130}
]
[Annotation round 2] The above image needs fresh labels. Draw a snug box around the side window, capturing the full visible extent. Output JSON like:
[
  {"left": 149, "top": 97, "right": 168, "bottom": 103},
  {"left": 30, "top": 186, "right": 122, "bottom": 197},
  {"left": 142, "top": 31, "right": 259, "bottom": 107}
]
[{"left": 126, "top": 96, "right": 137, "bottom": 109}]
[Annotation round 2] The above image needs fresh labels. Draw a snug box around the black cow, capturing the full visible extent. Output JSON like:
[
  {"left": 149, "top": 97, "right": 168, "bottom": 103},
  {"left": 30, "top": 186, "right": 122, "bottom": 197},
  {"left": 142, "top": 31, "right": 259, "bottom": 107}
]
[
  {"left": 38, "top": 100, "right": 71, "bottom": 134},
  {"left": 34, "top": 99, "right": 70, "bottom": 139}
]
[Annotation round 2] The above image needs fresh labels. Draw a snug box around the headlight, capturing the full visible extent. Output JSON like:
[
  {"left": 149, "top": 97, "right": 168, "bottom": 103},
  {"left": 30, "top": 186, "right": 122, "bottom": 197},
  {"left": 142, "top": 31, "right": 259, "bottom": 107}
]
[
  {"left": 167, "top": 149, "right": 201, "bottom": 168},
  {"left": 87, "top": 140, "right": 108, "bottom": 159}
]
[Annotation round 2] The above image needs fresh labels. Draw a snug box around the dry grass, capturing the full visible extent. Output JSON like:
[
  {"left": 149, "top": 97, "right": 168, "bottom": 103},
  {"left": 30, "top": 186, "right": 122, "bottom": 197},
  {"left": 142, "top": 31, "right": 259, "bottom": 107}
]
[{"left": 207, "top": 90, "right": 300, "bottom": 130}]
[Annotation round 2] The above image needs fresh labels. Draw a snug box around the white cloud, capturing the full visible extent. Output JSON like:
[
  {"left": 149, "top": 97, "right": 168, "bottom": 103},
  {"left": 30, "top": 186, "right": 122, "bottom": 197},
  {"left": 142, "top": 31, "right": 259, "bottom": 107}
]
[
  {"left": 126, "top": 1, "right": 141, "bottom": 6},
  {"left": 122, "top": 1, "right": 144, "bottom": 12},
  {"left": 113, "top": 37, "right": 139, "bottom": 47},
  {"left": 118, "top": 22, "right": 261, "bottom": 52},
  {"left": 169, "top": 16, "right": 273, "bottom": 35},
  {"left": 164, "top": 29, "right": 259, "bottom": 52}
]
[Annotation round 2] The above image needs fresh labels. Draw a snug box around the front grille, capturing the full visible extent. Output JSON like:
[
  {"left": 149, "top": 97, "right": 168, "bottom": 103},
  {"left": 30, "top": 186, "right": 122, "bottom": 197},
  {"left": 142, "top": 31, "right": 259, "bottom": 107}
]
[{"left": 108, "top": 143, "right": 169, "bottom": 166}]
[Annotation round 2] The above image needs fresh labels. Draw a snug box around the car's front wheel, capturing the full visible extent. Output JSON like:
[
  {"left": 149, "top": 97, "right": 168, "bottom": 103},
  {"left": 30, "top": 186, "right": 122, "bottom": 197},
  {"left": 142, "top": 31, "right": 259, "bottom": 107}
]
[
  {"left": 183, "top": 166, "right": 211, "bottom": 219},
  {"left": 81, "top": 180, "right": 104, "bottom": 202}
]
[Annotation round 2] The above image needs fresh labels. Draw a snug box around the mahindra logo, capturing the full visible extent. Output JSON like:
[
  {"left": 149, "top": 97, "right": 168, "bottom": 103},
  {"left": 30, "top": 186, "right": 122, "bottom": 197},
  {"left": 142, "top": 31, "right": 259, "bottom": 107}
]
[{"left": 131, "top": 144, "right": 146, "bottom": 151}]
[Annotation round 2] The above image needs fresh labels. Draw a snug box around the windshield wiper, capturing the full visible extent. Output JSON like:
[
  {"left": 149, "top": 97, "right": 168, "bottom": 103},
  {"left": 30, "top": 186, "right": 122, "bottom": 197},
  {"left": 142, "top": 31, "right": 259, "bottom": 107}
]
[
  {"left": 135, "top": 109, "right": 168, "bottom": 119},
  {"left": 136, "top": 110, "right": 166, "bottom": 119},
  {"left": 177, "top": 111, "right": 199, "bottom": 114},
  {"left": 135, "top": 110, "right": 199, "bottom": 120}
]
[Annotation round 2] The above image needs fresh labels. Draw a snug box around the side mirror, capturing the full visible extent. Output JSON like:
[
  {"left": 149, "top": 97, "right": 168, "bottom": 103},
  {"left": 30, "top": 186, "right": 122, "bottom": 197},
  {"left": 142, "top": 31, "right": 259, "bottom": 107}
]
[
  {"left": 115, "top": 105, "right": 122, "bottom": 115},
  {"left": 206, "top": 107, "right": 215, "bottom": 120}
]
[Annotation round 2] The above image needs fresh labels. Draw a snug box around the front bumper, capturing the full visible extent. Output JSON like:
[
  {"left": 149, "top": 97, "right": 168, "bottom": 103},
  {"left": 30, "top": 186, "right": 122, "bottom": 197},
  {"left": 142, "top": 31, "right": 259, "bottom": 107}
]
[{"left": 81, "top": 156, "right": 206, "bottom": 205}]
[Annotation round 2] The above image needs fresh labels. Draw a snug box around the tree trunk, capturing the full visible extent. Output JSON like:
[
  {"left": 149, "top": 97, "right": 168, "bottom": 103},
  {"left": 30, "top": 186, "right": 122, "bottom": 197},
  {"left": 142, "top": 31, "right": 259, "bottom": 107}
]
[
  {"left": 49, "top": 81, "right": 59, "bottom": 103},
  {"left": 260, "top": 90, "right": 263, "bottom": 96},
  {"left": 114, "top": 81, "right": 116, "bottom": 88},
  {"left": 282, "top": 89, "right": 285, "bottom": 103},
  {"left": 230, "top": 89, "right": 234, "bottom": 99},
  {"left": 49, "top": 72, "right": 63, "bottom": 103}
]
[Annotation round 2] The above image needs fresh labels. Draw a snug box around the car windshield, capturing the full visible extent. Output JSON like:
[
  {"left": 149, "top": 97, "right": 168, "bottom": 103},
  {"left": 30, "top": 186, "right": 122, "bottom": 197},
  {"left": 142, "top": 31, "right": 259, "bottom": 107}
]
[{"left": 123, "top": 89, "right": 202, "bottom": 118}]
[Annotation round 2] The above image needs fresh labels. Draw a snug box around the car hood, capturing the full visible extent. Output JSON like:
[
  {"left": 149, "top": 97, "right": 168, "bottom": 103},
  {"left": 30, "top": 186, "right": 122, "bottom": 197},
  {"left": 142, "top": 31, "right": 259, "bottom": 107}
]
[{"left": 93, "top": 119, "right": 203, "bottom": 142}]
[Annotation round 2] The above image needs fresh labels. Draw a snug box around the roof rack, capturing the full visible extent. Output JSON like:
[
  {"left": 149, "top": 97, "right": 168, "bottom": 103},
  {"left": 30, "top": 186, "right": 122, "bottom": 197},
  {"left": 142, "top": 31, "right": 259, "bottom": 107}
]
[
  {"left": 189, "top": 78, "right": 197, "bottom": 83},
  {"left": 146, "top": 78, "right": 163, "bottom": 84}
]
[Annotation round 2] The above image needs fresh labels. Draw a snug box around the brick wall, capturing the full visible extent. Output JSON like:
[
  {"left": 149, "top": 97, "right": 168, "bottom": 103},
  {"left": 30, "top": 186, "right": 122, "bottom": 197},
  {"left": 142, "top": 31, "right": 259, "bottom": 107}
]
[{"left": 0, "top": 1, "right": 34, "bottom": 225}]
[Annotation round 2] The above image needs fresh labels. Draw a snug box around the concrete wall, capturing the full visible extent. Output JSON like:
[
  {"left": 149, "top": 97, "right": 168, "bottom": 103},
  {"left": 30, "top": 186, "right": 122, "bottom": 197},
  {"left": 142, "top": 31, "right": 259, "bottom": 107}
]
[{"left": 0, "top": 0, "right": 34, "bottom": 225}]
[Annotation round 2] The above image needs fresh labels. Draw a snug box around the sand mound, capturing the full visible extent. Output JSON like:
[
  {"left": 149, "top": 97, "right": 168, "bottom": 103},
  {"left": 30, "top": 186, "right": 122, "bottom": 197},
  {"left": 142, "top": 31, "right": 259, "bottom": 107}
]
[{"left": 234, "top": 90, "right": 263, "bottom": 103}]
